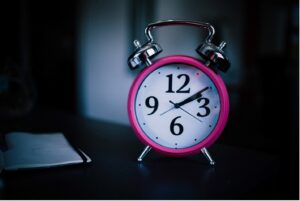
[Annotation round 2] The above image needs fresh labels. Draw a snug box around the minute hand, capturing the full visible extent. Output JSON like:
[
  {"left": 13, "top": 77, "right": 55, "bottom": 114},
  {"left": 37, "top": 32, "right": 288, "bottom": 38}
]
[{"left": 174, "top": 86, "right": 209, "bottom": 108}]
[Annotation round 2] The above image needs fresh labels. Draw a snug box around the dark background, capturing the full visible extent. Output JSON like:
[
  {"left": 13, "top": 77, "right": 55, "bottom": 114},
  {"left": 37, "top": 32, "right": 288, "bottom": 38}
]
[{"left": 0, "top": 0, "right": 298, "bottom": 199}]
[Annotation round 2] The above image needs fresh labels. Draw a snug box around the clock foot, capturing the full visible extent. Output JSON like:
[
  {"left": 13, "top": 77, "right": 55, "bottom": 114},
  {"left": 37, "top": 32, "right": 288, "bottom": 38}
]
[
  {"left": 137, "top": 145, "right": 152, "bottom": 162},
  {"left": 201, "top": 148, "right": 215, "bottom": 165}
]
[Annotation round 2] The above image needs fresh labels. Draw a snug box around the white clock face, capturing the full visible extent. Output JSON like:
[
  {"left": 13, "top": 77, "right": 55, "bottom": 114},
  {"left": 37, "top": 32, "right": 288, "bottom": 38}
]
[{"left": 135, "top": 64, "right": 221, "bottom": 149}]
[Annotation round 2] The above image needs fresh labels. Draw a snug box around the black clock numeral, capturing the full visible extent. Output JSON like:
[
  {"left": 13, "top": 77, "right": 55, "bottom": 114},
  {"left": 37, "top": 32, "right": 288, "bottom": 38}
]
[
  {"left": 145, "top": 96, "right": 159, "bottom": 115},
  {"left": 166, "top": 74, "right": 191, "bottom": 93},
  {"left": 177, "top": 74, "right": 191, "bottom": 93},
  {"left": 197, "top": 97, "right": 210, "bottom": 117},
  {"left": 166, "top": 74, "right": 174, "bottom": 93},
  {"left": 170, "top": 116, "right": 184, "bottom": 135}
]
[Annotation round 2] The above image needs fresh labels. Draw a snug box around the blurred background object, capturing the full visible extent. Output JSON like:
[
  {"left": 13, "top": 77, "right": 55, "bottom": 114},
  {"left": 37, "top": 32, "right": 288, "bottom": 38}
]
[
  {"left": 0, "top": 1, "right": 36, "bottom": 118},
  {"left": 0, "top": 0, "right": 298, "bottom": 196}
]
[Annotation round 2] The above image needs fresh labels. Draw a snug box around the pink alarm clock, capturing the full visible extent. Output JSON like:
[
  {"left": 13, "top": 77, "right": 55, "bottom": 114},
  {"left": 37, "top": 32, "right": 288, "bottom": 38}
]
[{"left": 127, "top": 20, "right": 230, "bottom": 165}]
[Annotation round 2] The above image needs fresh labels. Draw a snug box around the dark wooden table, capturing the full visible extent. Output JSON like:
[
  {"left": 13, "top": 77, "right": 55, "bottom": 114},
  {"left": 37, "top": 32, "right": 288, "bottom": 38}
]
[{"left": 0, "top": 109, "right": 297, "bottom": 199}]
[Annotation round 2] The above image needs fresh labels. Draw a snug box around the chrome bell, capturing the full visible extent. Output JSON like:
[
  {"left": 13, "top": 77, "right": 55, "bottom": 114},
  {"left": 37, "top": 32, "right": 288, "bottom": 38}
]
[
  {"left": 197, "top": 41, "right": 230, "bottom": 72},
  {"left": 128, "top": 40, "right": 162, "bottom": 69}
]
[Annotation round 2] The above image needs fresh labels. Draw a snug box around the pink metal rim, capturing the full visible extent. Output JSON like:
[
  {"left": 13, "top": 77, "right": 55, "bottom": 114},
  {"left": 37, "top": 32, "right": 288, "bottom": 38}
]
[{"left": 128, "top": 55, "right": 230, "bottom": 156}]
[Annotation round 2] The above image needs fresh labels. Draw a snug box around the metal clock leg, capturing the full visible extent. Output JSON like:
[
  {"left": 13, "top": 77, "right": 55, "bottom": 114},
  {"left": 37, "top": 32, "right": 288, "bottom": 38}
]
[
  {"left": 137, "top": 146, "right": 152, "bottom": 162},
  {"left": 201, "top": 147, "right": 215, "bottom": 165}
]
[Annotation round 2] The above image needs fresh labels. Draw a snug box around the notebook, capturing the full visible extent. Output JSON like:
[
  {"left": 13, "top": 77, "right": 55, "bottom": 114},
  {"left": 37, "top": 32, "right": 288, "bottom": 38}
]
[{"left": 0, "top": 132, "right": 91, "bottom": 171}]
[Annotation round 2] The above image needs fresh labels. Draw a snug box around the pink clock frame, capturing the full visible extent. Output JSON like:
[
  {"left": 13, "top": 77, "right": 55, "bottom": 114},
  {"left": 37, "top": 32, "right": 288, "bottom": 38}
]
[{"left": 128, "top": 55, "right": 229, "bottom": 156}]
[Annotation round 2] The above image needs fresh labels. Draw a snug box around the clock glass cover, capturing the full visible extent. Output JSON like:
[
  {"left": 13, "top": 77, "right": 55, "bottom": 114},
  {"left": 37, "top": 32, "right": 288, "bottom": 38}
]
[{"left": 134, "top": 63, "right": 221, "bottom": 150}]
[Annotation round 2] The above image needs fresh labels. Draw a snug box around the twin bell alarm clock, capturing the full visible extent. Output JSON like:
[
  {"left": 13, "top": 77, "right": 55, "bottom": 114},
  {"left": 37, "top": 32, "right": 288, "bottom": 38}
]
[{"left": 127, "top": 20, "right": 230, "bottom": 165}]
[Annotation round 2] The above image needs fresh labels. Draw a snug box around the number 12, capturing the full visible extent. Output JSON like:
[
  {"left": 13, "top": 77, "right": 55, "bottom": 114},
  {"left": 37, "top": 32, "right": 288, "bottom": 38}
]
[{"left": 166, "top": 74, "right": 190, "bottom": 93}]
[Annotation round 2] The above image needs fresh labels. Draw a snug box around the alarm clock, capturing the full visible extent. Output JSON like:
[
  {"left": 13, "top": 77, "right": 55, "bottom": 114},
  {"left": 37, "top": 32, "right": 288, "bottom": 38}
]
[{"left": 127, "top": 20, "right": 230, "bottom": 165}]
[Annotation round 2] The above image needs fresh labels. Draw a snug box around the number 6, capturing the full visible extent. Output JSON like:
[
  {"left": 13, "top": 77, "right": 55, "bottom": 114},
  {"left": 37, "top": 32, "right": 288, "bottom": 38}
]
[{"left": 170, "top": 116, "right": 184, "bottom": 135}]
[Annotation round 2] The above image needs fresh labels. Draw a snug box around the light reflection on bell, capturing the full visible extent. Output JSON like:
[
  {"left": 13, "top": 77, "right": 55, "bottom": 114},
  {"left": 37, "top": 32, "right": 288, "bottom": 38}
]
[{"left": 127, "top": 40, "right": 162, "bottom": 69}]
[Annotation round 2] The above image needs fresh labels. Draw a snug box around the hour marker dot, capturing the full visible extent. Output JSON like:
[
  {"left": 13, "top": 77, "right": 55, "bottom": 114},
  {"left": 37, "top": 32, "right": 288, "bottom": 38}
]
[
  {"left": 158, "top": 72, "right": 161, "bottom": 74},
  {"left": 214, "top": 106, "right": 217, "bottom": 109},
  {"left": 177, "top": 67, "right": 180, "bottom": 69},
  {"left": 156, "top": 137, "right": 158, "bottom": 139},
  {"left": 138, "top": 104, "right": 141, "bottom": 106},
  {"left": 175, "top": 143, "right": 178, "bottom": 145},
  {"left": 143, "top": 123, "right": 146, "bottom": 125},
  {"left": 209, "top": 125, "right": 212, "bottom": 127},
  {"left": 196, "top": 72, "right": 200, "bottom": 75},
  {"left": 144, "top": 85, "right": 147, "bottom": 88},
  {"left": 194, "top": 138, "right": 197, "bottom": 141}
]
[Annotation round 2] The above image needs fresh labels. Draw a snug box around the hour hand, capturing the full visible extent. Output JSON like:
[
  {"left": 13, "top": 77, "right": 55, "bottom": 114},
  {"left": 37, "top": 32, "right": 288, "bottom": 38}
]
[{"left": 174, "top": 86, "right": 209, "bottom": 108}]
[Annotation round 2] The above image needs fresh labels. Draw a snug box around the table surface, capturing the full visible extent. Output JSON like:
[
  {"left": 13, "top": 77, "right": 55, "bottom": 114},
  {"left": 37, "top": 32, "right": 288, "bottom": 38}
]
[{"left": 0, "top": 109, "right": 297, "bottom": 199}]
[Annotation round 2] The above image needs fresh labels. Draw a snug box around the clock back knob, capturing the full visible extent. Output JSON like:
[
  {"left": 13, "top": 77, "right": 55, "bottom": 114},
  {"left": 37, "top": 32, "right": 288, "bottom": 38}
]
[
  {"left": 196, "top": 41, "right": 230, "bottom": 72},
  {"left": 128, "top": 40, "right": 162, "bottom": 69}
]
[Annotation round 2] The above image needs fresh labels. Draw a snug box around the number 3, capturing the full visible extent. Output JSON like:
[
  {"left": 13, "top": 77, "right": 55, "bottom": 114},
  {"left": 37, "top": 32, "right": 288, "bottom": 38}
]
[{"left": 197, "top": 97, "right": 210, "bottom": 117}]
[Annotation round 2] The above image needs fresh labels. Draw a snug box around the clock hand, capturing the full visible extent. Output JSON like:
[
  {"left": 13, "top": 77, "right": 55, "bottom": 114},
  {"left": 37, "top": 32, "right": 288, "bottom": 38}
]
[
  {"left": 173, "top": 86, "right": 209, "bottom": 108},
  {"left": 160, "top": 106, "right": 175, "bottom": 116},
  {"left": 169, "top": 101, "right": 202, "bottom": 122},
  {"left": 160, "top": 86, "right": 210, "bottom": 116}
]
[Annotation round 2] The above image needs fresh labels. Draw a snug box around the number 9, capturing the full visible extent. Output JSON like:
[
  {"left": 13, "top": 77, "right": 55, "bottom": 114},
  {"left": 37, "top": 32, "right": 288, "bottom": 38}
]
[{"left": 145, "top": 96, "right": 159, "bottom": 115}]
